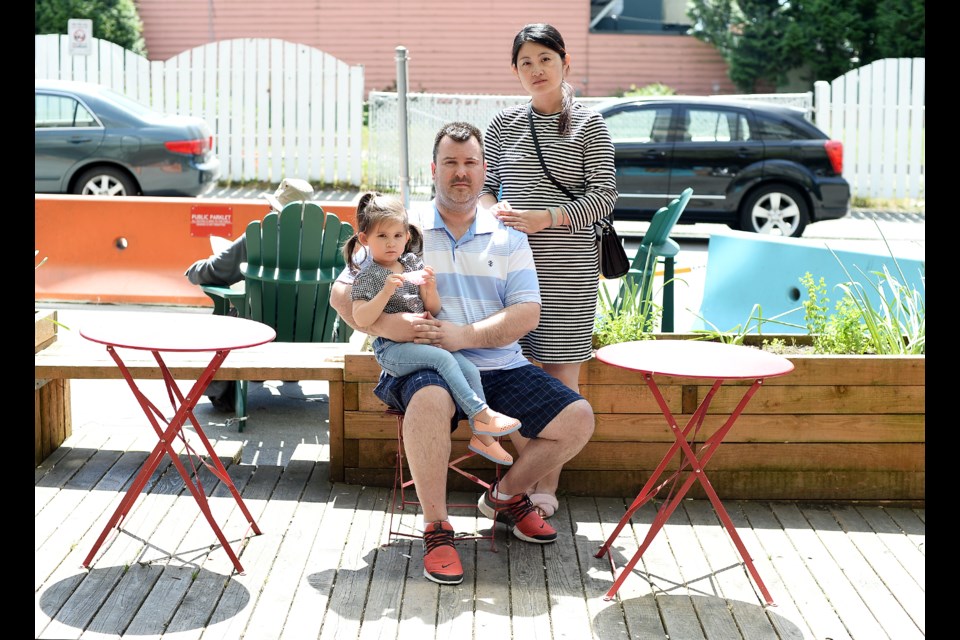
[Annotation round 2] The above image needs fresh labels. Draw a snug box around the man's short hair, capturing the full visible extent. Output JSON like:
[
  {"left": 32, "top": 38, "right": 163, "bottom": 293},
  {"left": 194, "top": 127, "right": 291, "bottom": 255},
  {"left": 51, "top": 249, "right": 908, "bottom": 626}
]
[{"left": 432, "top": 121, "right": 484, "bottom": 162}]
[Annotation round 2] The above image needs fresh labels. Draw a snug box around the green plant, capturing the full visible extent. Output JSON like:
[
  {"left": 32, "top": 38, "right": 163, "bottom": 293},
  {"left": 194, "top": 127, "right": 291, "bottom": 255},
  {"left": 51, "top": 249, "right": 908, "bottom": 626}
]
[
  {"left": 690, "top": 303, "right": 806, "bottom": 345},
  {"left": 593, "top": 277, "right": 661, "bottom": 348},
  {"left": 829, "top": 252, "right": 925, "bottom": 355},
  {"left": 796, "top": 235, "right": 925, "bottom": 355},
  {"left": 800, "top": 272, "right": 868, "bottom": 354}
]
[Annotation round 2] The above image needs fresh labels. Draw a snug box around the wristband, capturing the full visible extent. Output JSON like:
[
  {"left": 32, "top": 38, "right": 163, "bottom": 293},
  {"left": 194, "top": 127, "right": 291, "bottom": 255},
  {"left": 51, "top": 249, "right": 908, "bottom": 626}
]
[{"left": 548, "top": 207, "right": 559, "bottom": 228}]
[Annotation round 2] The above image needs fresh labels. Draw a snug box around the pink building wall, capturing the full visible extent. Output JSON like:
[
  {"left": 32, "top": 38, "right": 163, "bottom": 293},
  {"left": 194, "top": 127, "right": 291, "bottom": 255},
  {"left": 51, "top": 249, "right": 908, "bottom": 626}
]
[{"left": 136, "top": 0, "right": 738, "bottom": 97}]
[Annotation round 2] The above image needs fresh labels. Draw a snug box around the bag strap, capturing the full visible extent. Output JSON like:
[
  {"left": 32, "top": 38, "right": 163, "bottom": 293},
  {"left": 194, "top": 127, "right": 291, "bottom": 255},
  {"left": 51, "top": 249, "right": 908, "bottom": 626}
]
[
  {"left": 526, "top": 103, "right": 613, "bottom": 228},
  {"left": 527, "top": 103, "right": 575, "bottom": 201}
]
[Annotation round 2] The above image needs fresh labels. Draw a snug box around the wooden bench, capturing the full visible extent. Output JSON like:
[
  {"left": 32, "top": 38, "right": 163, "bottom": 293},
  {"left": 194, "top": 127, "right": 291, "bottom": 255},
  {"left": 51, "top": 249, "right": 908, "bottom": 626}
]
[
  {"left": 35, "top": 327, "right": 359, "bottom": 475},
  {"left": 342, "top": 349, "right": 925, "bottom": 505}
]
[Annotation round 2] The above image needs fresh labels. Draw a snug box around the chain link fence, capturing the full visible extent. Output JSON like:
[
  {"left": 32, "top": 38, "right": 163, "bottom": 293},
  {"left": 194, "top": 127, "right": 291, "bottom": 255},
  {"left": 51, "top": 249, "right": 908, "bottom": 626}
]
[{"left": 367, "top": 91, "right": 811, "bottom": 194}]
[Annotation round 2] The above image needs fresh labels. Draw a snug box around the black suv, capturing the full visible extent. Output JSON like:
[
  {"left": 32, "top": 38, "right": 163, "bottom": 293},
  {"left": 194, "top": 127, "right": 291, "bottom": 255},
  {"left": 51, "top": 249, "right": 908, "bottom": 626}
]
[{"left": 595, "top": 96, "right": 850, "bottom": 238}]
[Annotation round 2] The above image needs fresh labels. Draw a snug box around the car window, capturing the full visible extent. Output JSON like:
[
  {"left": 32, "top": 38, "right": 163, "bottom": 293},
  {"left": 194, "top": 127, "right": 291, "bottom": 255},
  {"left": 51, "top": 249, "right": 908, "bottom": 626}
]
[
  {"left": 603, "top": 106, "right": 673, "bottom": 143},
  {"left": 100, "top": 86, "right": 163, "bottom": 118},
  {"left": 35, "top": 93, "right": 98, "bottom": 129},
  {"left": 754, "top": 113, "right": 812, "bottom": 140},
  {"left": 683, "top": 108, "right": 752, "bottom": 142}
]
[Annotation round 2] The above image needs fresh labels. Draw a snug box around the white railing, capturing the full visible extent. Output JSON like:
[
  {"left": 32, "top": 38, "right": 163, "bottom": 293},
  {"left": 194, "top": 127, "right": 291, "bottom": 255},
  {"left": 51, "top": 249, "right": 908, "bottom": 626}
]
[
  {"left": 35, "top": 36, "right": 922, "bottom": 201},
  {"left": 35, "top": 34, "right": 365, "bottom": 186}
]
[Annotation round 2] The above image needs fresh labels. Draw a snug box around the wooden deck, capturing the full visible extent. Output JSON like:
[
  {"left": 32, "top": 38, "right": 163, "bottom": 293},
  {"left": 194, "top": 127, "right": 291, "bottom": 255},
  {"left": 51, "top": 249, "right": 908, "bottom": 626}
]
[{"left": 36, "top": 389, "right": 925, "bottom": 640}]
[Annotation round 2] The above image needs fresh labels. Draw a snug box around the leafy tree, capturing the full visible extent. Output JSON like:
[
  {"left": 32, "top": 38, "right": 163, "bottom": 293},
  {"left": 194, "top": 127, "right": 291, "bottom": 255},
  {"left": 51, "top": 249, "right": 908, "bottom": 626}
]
[
  {"left": 35, "top": 0, "right": 147, "bottom": 57},
  {"left": 688, "top": 0, "right": 924, "bottom": 92}
]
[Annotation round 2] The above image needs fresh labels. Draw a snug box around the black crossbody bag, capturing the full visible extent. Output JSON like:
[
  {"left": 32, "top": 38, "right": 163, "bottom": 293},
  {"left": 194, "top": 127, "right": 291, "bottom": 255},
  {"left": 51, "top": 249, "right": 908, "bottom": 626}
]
[{"left": 526, "top": 104, "right": 629, "bottom": 279}]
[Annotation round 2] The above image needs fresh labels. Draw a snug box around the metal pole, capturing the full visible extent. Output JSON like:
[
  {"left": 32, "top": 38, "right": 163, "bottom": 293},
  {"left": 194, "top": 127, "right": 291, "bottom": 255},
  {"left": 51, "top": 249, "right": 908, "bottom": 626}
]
[{"left": 395, "top": 46, "right": 410, "bottom": 209}]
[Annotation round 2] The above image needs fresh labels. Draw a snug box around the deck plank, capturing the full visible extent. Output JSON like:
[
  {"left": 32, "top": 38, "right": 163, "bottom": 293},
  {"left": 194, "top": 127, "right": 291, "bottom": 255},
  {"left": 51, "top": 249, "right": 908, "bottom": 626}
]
[
  {"left": 438, "top": 490, "right": 487, "bottom": 640},
  {"left": 680, "top": 500, "right": 778, "bottom": 640},
  {"left": 155, "top": 464, "right": 257, "bottom": 640},
  {"left": 739, "top": 501, "right": 853, "bottom": 640},
  {"left": 39, "top": 450, "right": 195, "bottom": 639},
  {"left": 283, "top": 482, "right": 362, "bottom": 640},
  {"left": 543, "top": 496, "right": 596, "bottom": 640},
  {"left": 194, "top": 465, "right": 284, "bottom": 640},
  {"left": 821, "top": 504, "right": 925, "bottom": 636},
  {"left": 721, "top": 501, "right": 812, "bottom": 640},
  {"left": 853, "top": 505, "right": 925, "bottom": 586},
  {"left": 242, "top": 460, "right": 320, "bottom": 639},
  {"left": 318, "top": 485, "right": 386, "bottom": 640},
  {"left": 34, "top": 446, "right": 926, "bottom": 640},
  {"left": 473, "top": 500, "right": 513, "bottom": 639}
]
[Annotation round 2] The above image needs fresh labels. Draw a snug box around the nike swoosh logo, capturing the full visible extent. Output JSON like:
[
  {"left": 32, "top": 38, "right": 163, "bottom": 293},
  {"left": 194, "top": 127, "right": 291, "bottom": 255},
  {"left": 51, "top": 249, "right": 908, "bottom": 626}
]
[{"left": 441, "top": 562, "right": 456, "bottom": 568}]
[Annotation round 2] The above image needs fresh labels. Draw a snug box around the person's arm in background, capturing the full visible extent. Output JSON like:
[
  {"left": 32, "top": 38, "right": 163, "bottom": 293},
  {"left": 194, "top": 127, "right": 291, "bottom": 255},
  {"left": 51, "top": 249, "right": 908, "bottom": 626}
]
[{"left": 184, "top": 235, "right": 247, "bottom": 286}]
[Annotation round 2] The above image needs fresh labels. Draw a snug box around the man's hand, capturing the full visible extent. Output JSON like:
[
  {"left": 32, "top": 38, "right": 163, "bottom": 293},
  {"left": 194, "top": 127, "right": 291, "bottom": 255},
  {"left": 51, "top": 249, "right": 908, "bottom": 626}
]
[
  {"left": 412, "top": 302, "right": 539, "bottom": 351},
  {"left": 413, "top": 318, "right": 467, "bottom": 351},
  {"left": 393, "top": 311, "right": 440, "bottom": 343}
]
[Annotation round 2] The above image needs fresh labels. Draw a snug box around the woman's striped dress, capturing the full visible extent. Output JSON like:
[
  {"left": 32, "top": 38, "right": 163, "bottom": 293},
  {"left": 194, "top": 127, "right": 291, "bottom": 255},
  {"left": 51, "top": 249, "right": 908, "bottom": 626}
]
[{"left": 481, "top": 102, "right": 618, "bottom": 364}]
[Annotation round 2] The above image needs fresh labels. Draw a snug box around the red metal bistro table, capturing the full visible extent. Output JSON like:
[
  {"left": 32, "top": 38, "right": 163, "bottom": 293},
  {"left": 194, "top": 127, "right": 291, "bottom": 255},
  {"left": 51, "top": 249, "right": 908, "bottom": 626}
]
[
  {"left": 80, "top": 312, "right": 276, "bottom": 574},
  {"left": 593, "top": 340, "right": 794, "bottom": 603}
]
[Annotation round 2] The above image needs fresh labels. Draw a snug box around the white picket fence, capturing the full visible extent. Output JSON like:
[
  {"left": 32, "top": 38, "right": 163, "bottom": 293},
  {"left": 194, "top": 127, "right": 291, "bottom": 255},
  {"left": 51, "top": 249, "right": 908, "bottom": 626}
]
[
  {"left": 814, "top": 58, "right": 925, "bottom": 201},
  {"left": 34, "top": 34, "right": 365, "bottom": 186},
  {"left": 34, "top": 34, "right": 923, "bottom": 201}
]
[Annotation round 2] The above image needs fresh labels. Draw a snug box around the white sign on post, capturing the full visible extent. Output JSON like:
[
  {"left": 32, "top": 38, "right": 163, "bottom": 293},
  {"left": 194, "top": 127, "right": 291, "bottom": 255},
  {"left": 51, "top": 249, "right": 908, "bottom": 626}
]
[{"left": 68, "top": 19, "right": 93, "bottom": 56}]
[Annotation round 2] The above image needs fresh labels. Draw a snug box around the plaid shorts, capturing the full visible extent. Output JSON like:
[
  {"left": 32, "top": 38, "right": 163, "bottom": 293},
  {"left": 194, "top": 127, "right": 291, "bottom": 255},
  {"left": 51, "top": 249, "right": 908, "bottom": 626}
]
[{"left": 373, "top": 364, "right": 584, "bottom": 439}]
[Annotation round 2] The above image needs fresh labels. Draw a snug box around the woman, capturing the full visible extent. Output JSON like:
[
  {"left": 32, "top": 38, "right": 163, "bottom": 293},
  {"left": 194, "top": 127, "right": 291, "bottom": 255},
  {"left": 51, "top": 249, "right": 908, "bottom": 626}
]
[{"left": 479, "top": 23, "right": 618, "bottom": 518}]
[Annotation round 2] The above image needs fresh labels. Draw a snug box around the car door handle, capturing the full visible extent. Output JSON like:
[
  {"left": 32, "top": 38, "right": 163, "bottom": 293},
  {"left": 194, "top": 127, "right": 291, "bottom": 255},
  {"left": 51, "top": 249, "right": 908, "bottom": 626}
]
[
  {"left": 644, "top": 150, "right": 666, "bottom": 158},
  {"left": 68, "top": 137, "right": 93, "bottom": 144},
  {"left": 737, "top": 147, "right": 758, "bottom": 158}
]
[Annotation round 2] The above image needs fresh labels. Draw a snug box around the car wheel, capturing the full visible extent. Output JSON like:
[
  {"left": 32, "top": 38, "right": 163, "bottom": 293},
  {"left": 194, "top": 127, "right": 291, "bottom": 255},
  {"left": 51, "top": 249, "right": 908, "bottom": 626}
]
[
  {"left": 74, "top": 167, "right": 139, "bottom": 196},
  {"left": 738, "top": 184, "right": 810, "bottom": 238}
]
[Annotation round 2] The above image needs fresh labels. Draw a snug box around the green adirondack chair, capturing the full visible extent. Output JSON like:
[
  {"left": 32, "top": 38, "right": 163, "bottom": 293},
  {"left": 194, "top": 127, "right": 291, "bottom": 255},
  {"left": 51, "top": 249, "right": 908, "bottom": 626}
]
[
  {"left": 616, "top": 187, "right": 693, "bottom": 332},
  {"left": 202, "top": 201, "right": 354, "bottom": 428}
]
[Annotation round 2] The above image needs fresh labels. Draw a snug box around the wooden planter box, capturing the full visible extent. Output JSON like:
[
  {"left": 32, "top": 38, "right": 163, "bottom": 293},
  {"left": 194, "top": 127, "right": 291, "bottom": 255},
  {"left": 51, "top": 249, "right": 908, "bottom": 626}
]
[
  {"left": 35, "top": 310, "right": 71, "bottom": 467},
  {"left": 340, "top": 339, "right": 925, "bottom": 506}
]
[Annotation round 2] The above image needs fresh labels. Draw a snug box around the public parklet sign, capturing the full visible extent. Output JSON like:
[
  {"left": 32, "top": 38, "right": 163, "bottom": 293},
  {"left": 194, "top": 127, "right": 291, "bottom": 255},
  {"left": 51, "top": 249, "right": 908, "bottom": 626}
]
[{"left": 68, "top": 19, "right": 93, "bottom": 56}]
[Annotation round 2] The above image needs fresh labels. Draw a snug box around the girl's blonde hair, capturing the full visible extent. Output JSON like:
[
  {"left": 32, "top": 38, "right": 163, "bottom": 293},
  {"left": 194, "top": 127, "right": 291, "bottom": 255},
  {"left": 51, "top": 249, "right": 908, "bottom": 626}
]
[{"left": 342, "top": 191, "right": 424, "bottom": 272}]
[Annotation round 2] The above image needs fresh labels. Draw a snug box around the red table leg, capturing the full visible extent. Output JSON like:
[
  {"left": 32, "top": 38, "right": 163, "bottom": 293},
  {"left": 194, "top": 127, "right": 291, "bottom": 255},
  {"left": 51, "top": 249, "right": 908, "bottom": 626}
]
[
  {"left": 82, "top": 347, "right": 260, "bottom": 574},
  {"left": 595, "top": 374, "right": 776, "bottom": 605}
]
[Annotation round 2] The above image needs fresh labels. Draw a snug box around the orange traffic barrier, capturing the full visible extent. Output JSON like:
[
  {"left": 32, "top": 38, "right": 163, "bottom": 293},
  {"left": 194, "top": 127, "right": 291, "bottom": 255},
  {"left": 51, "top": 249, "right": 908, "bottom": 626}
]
[{"left": 35, "top": 194, "right": 359, "bottom": 306}]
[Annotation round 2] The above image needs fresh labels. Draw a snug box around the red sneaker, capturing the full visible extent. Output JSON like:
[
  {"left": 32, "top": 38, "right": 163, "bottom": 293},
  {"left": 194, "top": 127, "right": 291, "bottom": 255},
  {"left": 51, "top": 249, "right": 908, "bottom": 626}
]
[
  {"left": 478, "top": 483, "right": 557, "bottom": 543},
  {"left": 422, "top": 521, "right": 464, "bottom": 585}
]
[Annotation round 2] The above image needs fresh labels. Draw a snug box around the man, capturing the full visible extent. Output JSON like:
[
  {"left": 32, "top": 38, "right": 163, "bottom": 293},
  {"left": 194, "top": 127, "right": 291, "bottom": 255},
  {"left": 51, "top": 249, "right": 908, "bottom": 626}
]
[
  {"left": 185, "top": 177, "right": 313, "bottom": 410},
  {"left": 331, "top": 122, "right": 594, "bottom": 585}
]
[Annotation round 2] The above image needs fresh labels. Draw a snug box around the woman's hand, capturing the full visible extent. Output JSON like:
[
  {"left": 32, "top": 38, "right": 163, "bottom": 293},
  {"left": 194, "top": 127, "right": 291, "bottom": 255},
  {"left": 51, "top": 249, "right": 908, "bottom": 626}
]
[{"left": 493, "top": 204, "right": 552, "bottom": 235}]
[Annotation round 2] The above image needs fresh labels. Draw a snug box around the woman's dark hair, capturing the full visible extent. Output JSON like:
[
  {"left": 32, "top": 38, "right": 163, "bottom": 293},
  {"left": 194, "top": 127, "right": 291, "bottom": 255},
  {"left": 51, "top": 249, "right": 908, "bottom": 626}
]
[
  {"left": 511, "top": 23, "right": 574, "bottom": 136},
  {"left": 342, "top": 191, "right": 424, "bottom": 272}
]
